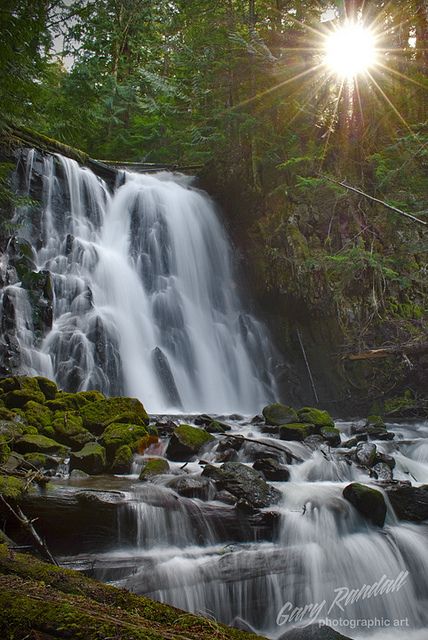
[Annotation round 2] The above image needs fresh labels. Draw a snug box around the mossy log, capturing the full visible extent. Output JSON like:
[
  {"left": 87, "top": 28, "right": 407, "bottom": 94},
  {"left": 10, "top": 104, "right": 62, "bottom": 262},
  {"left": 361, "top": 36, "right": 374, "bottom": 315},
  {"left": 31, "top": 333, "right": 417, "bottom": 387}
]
[{"left": 0, "top": 545, "right": 266, "bottom": 640}]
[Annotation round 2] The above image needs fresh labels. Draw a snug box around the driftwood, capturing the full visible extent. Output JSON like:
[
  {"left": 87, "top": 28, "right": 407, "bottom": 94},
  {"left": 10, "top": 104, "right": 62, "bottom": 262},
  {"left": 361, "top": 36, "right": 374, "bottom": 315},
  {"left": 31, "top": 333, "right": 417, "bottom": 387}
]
[
  {"left": 320, "top": 174, "right": 427, "bottom": 226},
  {"left": 344, "top": 342, "right": 428, "bottom": 361}
]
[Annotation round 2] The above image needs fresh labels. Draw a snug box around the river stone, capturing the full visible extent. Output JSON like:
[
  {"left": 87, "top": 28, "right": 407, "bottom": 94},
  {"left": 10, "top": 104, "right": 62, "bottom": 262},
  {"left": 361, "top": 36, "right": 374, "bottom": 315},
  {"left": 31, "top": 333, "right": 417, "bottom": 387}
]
[
  {"left": 110, "top": 444, "right": 133, "bottom": 474},
  {"left": 202, "top": 461, "right": 282, "bottom": 508},
  {"left": 280, "top": 423, "right": 314, "bottom": 441},
  {"left": 139, "top": 458, "right": 170, "bottom": 480},
  {"left": 320, "top": 425, "right": 341, "bottom": 447},
  {"left": 297, "top": 407, "right": 334, "bottom": 428},
  {"left": 33, "top": 376, "right": 58, "bottom": 400},
  {"left": 355, "top": 441, "right": 377, "bottom": 467},
  {"left": 279, "top": 623, "right": 352, "bottom": 640},
  {"left": 22, "top": 401, "right": 52, "bottom": 433},
  {"left": 376, "top": 452, "right": 395, "bottom": 469},
  {"left": 13, "top": 434, "right": 68, "bottom": 457},
  {"left": 167, "top": 475, "right": 215, "bottom": 500},
  {"left": 343, "top": 482, "right": 387, "bottom": 527},
  {"left": 69, "top": 442, "right": 107, "bottom": 475},
  {"left": 371, "top": 462, "right": 393, "bottom": 480},
  {"left": 253, "top": 457, "right": 290, "bottom": 481},
  {"left": 216, "top": 448, "right": 239, "bottom": 463},
  {"left": 52, "top": 412, "right": 93, "bottom": 449},
  {"left": 204, "top": 420, "right": 231, "bottom": 433},
  {"left": 217, "top": 435, "right": 244, "bottom": 452},
  {"left": 166, "top": 424, "right": 215, "bottom": 461},
  {"left": 262, "top": 403, "right": 298, "bottom": 426},
  {"left": 386, "top": 484, "right": 428, "bottom": 522},
  {"left": 242, "top": 441, "right": 283, "bottom": 462},
  {"left": 100, "top": 422, "right": 148, "bottom": 458}
]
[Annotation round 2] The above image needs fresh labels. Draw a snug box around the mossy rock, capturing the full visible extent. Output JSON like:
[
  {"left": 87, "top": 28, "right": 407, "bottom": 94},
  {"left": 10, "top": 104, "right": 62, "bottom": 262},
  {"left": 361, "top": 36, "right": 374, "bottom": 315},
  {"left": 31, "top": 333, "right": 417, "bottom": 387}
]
[
  {"left": 3, "top": 388, "right": 46, "bottom": 409},
  {"left": 320, "top": 426, "right": 341, "bottom": 447},
  {"left": 101, "top": 423, "right": 148, "bottom": 459},
  {"left": 262, "top": 403, "right": 298, "bottom": 426},
  {"left": 23, "top": 452, "right": 58, "bottom": 471},
  {"left": 0, "top": 420, "right": 25, "bottom": 443},
  {"left": 45, "top": 391, "right": 90, "bottom": 412},
  {"left": 166, "top": 424, "right": 215, "bottom": 461},
  {"left": 22, "top": 401, "right": 52, "bottom": 432},
  {"left": 81, "top": 397, "right": 149, "bottom": 435},
  {"left": 279, "top": 423, "right": 314, "bottom": 441},
  {"left": 0, "top": 476, "right": 25, "bottom": 499},
  {"left": 0, "top": 406, "right": 19, "bottom": 421},
  {"left": 77, "top": 390, "right": 106, "bottom": 403},
  {"left": 111, "top": 445, "right": 134, "bottom": 474},
  {"left": 343, "top": 482, "right": 386, "bottom": 527},
  {"left": 69, "top": 442, "right": 107, "bottom": 475},
  {"left": 0, "top": 436, "right": 11, "bottom": 464},
  {"left": 139, "top": 458, "right": 170, "bottom": 480},
  {"left": 52, "top": 412, "right": 93, "bottom": 450},
  {"left": 366, "top": 415, "right": 386, "bottom": 429},
  {"left": 34, "top": 376, "right": 58, "bottom": 400},
  {"left": 297, "top": 407, "right": 334, "bottom": 428},
  {"left": 13, "top": 434, "right": 68, "bottom": 457}
]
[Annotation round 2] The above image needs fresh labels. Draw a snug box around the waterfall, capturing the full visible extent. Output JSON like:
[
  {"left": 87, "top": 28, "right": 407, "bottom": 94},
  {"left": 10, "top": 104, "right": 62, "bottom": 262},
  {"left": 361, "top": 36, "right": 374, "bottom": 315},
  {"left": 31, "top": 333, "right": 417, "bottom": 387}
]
[{"left": 2, "top": 149, "right": 276, "bottom": 413}]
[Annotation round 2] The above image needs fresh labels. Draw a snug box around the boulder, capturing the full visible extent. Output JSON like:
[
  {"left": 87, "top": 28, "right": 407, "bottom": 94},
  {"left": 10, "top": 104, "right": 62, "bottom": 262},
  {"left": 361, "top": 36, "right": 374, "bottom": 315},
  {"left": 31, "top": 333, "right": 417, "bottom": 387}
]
[
  {"left": 202, "top": 462, "right": 282, "bottom": 509},
  {"left": 3, "top": 386, "right": 45, "bottom": 408},
  {"left": 111, "top": 445, "right": 133, "bottom": 474},
  {"left": 217, "top": 435, "right": 244, "bottom": 452},
  {"left": 139, "top": 458, "right": 170, "bottom": 480},
  {"left": 355, "top": 442, "right": 377, "bottom": 467},
  {"left": 22, "top": 401, "right": 52, "bottom": 433},
  {"left": 100, "top": 422, "right": 148, "bottom": 458},
  {"left": 204, "top": 420, "right": 231, "bottom": 433},
  {"left": 279, "top": 623, "right": 351, "bottom": 640},
  {"left": 386, "top": 484, "right": 428, "bottom": 522},
  {"left": 279, "top": 423, "right": 314, "bottom": 441},
  {"left": 33, "top": 376, "right": 58, "bottom": 400},
  {"left": 52, "top": 412, "right": 93, "bottom": 449},
  {"left": 14, "top": 434, "right": 68, "bottom": 457},
  {"left": 253, "top": 457, "right": 290, "bottom": 481},
  {"left": 81, "top": 397, "right": 149, "bottom": 435},
  {"left": 320, "top": 426, "right": 341, "bottom": 447},
  {"left": 23, "top": 452, "right": 59, "bottom": 471},
  {"left": 371, "top": 462, "right": 393, "bottom": 481},
  {"left": 262, "top": 403, "right": 298, "bottom": 426},
  {"left": 343, "top": 482, "right": 386, "bottom": 527},
  {"left": 69, "top": 442, "right": 107, "bottom": 475},
  {"left": 166, "top": 475, "right": 215, "bottom": 500},
  {"left": 166, "top": 424, "right": 215, "bottom": 461},
  {"left": 297, "top": 407, "right": 334, "bottom": 428}
]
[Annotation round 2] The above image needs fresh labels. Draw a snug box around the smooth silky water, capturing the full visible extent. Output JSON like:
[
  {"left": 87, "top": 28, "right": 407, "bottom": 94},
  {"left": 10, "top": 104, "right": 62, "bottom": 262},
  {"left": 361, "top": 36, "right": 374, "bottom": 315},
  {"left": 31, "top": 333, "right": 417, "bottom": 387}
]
[{"left": 2, "top": 150, "right": 428, "bottom": 639}]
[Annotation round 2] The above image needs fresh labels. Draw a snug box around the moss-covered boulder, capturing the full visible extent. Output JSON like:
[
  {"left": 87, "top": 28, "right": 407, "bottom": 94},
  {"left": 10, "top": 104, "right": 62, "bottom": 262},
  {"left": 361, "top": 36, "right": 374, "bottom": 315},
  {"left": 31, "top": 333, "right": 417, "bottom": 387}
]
[
  {"left": 166, "top": 424, "right": 215, "bottom": 461},
  {"left": 0, "top": 436, "right": 11, "bottom": 464},
  {"left": 297, "top": 407, "right": 334, "bottom": 428},
  {"left": 3, "top": 387, "right": 45, "bottom": 409},
  {"left": 23, "top": 452, "right": 58, "bottom": 471},
  {"left": 69, "top": 442, "right": 107, "bottom": 475},
  {"left": 320, "top": 426, "right": 341, "bottom": 447},
  {"left": 139, "top": 458, "right": 170, "bottom": 480},
  {"left": 0, "top": 406, "right": 20, "bottom": 421},
  {"left": 111, "top": 445, "right": 134, "bottom": 474},
  {"left": 343, "top": 482, "right": 387, "bottom": 527},
  {"left": 22, "top": 401, "right": 52, "bottom": 432},
  {"left": 34, "top": 376, "right": 58, "bottom": 400},
  {"left": 101, "top": 423, "right": 148, "bottom": 458},
  {"left": 0, "top": 420, "right": 25, "bottom": 443},
  {"left": 45, "top": 391, "right": 90, "bottom": 412},
  {"left": 13, "top": 434, "right": 68, "bottom": 457},
  {"left": 0, "top": 476, "right": 25, "bottom": 499},
  {"left": 366, "top": 415, "right": 386, "bottom": 429},
  {"left": 81, "top": 397, "right": 149, "bottom": 435},
  {"left": 52, "top": 412, "right": 93, "bottom": 450},
  {"left": 262, "top": 403, "right": 298, "bottom": 426},
  {"left": 279, "top": 423, "right": 314, "bottom": 441}
]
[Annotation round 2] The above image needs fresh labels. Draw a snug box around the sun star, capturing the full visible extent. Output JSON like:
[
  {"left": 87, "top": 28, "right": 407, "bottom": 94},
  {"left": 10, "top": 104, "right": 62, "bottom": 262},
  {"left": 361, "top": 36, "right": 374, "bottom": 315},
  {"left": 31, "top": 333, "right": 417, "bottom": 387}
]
[{"left": 324, "top": 23, "right": 378, "bottom": 79}]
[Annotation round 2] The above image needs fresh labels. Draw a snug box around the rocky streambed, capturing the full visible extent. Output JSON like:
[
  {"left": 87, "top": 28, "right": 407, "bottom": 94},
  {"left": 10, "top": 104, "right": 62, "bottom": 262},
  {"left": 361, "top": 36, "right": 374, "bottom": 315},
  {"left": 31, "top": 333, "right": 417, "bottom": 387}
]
[{"left": 1, "top": 377, "right": 428, "bottom": 639}]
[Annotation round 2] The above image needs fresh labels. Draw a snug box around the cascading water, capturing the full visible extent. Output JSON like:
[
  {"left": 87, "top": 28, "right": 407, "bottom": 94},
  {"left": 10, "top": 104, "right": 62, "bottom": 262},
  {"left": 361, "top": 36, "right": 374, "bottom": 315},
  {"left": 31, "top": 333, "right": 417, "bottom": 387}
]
[{"left": 2, "top": 149, "right": 276, "bottom": 413}]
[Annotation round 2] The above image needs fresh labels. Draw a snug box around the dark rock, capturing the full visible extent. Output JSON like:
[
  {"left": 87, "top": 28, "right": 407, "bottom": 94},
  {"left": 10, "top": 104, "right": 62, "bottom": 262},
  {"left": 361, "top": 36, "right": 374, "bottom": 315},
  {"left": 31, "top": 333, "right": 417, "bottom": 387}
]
[
  {"left": 69, "top": 442, "right": 107, "bottom": 475},
  {"left": 215, "top": 448, "right": 239, "bottom": 463},
  {"left": 297, "top": 407, "right": 334, "bottom": 428},
  {"left": 167, "top": 475, "right": 215, "bottom": 500},
  {"left": 250, "top": 415, "right": 263, "bottom": 424},
  {"left": 194, "top": 414, "right": 214, "bottom": 426},
  {"left": 304, "top": 434, "right": 325, "bottom": 448},
  {"left": 371, "top": 462, "right": 393, "bottom": 481},
  {"left": 217, "top": 435, "right": 244, "bottom": 452},
  {"left": 139, "top": 458, "right": 170, "bottom": 480},
  {"left": 386, "top": 484, "right": 428, "bottom": 522},
  {"left": 343, "top": 482, "right": 387, "bottom": 527},
  {"left": 242, "top": 441, "right": 284, "bottom": 462},
  {"left": 253, "top": 457, "right": 290, "bottom": 481},
  {"left": 355, "top": 442, "right": 377, "bottom": 467},
  {"left": 204, "top": 420, "right": 231, "bottom": 433},
  {"left": 262, "top": 403, "right": 298, "bottom": 426},
  {"left": 166, "top": 424, "right": 215, "bottom": 461},
  {"left": 320, "top": 425, "right": 341, "bottom": 447},
  {"left": 376, "top": 452, "right": 395, "bottom": 469},
  {"left": 152, "top": 346, "right": 182, "bottom": 409},
  {"left": 111, "top": 444, "right": 133, "bottom": 474},
  {"left": 202, "top": 461, "right": 282, "bottom": 509},
  {"left": 14, "top": 434, "right": 68, "bottom": 457},
  {"left": 279, "top": 623, "right": 352, "bottom": 640},
  {"left": 215, "top": 489, "right": 236, "bottom": 505}
]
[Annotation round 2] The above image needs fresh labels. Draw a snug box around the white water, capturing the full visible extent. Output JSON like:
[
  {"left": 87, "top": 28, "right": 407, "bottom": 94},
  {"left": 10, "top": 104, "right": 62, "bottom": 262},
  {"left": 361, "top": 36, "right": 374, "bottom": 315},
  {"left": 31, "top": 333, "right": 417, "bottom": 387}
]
[{"left": 5, "top": 151, "right": 276, "bottom": 413}]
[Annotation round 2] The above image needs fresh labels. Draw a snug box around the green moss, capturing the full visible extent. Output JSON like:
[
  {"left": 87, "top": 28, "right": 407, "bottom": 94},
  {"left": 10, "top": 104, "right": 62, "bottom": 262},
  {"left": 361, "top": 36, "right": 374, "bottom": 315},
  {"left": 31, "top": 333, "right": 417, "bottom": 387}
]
[
  {"left": 0, "top": 436, "right": 10, "bottom": 464},
  {"left": 174, "top": 425, "right": 214, "bottom": 448},
  {"left": 34, "top": 376, "right": 58, "bottom": 400},
  {"left": 45, "top": 392, "right": 89, "bottom": 412},
  {"left": 0, "top": 407, "right": 18, "bottom": 421},
  {"left": 297, "top": 407, "right": 335, "bottom": 428},
  {"left": 343, "top": 482, "right": 387, "bottom": 527},
  {"left": 366, "top": 415, "right": 386, "bottom": 428},
  {"left": 139, "top": 458, "right": 170, "bottom": 480},
  {"left": 0, "top": 476, "right": 25, "bottom": 499},
  {"left": 13, "top": 434, "right": 68, "bottom": 456},
  {"left": 22, "top": 400, "right": 52, "bottom": 431},
  {"left": 111, "top": 445, "right": 133, "bottom": 474},
  {"left": 70, "top": 442, "right": 106, "bottom": 475},
  {"left": 3, "top": 388, "right": 45, "bottom": 409},
  {"left": 384, "top": 390, "right": 416, "bottom": 415},
  {"left": 320, "top": 425, "right": 341, "bottom": 446},
  {"left": 0, "top": 420, "right": 25, "bottom": 442},
  {"left": 22, "top": 452, "right": 57, "bottom": 470},
  {"left": 77, "top": 390, "right": 106, "bottom": 403},
  {"left": 81, "top": 397, "right": 149, "bottom": 435},
  {"left": 101, "top": 422, "right": 148, "bottom": 458},
  {"left": 52, "top": 412, "right": 92, "bottom": 449},
  {"left": 279, "top": 423, "right": 314, "bottom": 441},
  {"left": 262, "top": 403, "right": 298, "bottom": 426}
]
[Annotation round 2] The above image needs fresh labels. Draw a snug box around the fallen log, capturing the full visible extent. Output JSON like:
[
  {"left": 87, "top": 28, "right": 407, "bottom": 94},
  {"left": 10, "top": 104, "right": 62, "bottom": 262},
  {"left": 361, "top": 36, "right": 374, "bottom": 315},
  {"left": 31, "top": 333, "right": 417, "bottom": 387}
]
[{"left": 344, "top": 342, "right": 428, "bottom": 361}]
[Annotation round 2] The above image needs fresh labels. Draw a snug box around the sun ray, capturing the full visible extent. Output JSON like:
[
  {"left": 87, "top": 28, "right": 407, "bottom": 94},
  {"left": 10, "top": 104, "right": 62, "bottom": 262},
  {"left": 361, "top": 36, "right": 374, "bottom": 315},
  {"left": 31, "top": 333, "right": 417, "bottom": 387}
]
[{"left": 319, "top": 78, "right": 346, "bottom": 170}]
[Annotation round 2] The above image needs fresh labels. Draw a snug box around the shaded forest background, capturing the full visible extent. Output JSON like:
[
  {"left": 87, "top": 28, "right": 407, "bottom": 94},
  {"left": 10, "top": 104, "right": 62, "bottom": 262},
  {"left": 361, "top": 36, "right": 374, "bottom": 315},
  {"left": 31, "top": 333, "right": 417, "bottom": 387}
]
[{"left": 0, "top": 0, "right": 427, "bottom": 411}]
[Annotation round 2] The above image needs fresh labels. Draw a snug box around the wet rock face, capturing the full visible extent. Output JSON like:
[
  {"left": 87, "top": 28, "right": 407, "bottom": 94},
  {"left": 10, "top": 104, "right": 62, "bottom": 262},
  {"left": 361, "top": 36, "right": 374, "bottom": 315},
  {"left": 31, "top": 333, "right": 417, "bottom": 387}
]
[
  {"left": 343, "top": 482, "right": 387, "bottom": 527},
  {"left": 386, "top": 484, "right": 428, "bottom": 522},
  {"left": 252, "top": 457, "right": 290, "bottom": 481},
  {"left": 355, "top": 442, "right": 377, "bottom": 467},
  {"left": 166, "top": 424, "right": 215, "bottom": 461},
  {"left": 202, "top": 461, "right": 282, "bottom": 509}
]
